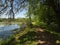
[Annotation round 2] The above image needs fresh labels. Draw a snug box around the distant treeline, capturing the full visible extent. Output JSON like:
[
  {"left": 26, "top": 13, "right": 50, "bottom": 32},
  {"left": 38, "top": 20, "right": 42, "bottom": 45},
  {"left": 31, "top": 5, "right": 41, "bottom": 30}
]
[{"left": 0, "top": 18, "right": 26, "bottom": 22}]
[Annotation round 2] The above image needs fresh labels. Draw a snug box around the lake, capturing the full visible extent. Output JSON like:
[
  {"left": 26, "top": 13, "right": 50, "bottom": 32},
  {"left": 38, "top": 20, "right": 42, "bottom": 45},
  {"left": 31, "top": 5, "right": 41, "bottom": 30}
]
[{"left": 0, "top": 24, "right": 20, "bottom": 40}]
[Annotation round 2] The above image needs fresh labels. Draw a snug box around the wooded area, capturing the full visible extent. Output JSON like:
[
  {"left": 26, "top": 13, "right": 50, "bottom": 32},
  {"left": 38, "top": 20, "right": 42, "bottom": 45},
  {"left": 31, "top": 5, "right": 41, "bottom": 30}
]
[{"left": 0, "top": 0, "right": 60, "bottom": 45}]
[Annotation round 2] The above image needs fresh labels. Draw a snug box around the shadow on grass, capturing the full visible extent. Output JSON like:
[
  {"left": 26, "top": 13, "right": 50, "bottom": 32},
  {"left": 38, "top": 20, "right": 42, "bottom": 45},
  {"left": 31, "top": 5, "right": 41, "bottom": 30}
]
[
  {"left": 19, "top": 31, "right": 37, "bottom": 44},
  {"left": 3, "top": 29, "right": 60, "bottom": 45},
  {"left": 19, "top": 30, "right": 60, "bottom": 45}
]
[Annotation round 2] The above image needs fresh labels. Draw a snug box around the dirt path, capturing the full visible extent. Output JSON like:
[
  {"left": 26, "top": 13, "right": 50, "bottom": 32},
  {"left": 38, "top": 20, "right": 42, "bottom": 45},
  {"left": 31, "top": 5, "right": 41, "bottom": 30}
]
[
  {"left": 35, "top": 28, "right": 60, "bottom": 45},
  {"left": 5, "top": 28, "right": 60, "bottom": 45}
]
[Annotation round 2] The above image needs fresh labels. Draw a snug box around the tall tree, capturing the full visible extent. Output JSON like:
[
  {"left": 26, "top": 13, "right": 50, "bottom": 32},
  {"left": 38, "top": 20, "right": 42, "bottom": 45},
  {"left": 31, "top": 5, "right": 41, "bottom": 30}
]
[
  {"left": 0, "top": 0, "right": 27, "bottom": 19},
  {"left": 44, "top": 0, "right": 60, "bottom": 32}
]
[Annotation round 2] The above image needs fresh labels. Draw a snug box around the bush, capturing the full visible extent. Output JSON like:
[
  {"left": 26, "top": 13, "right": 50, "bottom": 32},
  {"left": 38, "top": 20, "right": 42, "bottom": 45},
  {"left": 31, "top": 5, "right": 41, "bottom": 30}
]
[
  {"left": 33, "top": 22, "right": 46, "bottom": 28},
  {"left": 0, "top": 39, "right": 4, "bottom": 45},
  {"left": 47, "top": 22, "right": 57, "bottom": 31}
]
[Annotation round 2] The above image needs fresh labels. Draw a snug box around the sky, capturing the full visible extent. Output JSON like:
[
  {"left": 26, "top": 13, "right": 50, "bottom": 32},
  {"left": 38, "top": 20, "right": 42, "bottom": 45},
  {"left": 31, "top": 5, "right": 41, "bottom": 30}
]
[
  {"left": 0, "top": 10, "right": 27, "bottom": 18},
  {"left": 0, "top": 0, "right": 27, "bottom": 18},
  {"left": 15, "top": 10, "right": 27, "bottom": 18}
]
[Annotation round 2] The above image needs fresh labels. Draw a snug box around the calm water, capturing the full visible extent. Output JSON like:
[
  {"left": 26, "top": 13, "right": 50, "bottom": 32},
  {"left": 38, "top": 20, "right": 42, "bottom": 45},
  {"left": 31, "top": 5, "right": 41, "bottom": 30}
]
[{"left": 0, "top": 24, "right": 20, "bottom": 40}]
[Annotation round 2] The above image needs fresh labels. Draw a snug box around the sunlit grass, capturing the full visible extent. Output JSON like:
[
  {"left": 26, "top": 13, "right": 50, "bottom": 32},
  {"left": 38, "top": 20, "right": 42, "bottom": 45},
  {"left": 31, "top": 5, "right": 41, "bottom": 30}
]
[{"left": 1, "top": 27, "right": 60, "bottom": 45}]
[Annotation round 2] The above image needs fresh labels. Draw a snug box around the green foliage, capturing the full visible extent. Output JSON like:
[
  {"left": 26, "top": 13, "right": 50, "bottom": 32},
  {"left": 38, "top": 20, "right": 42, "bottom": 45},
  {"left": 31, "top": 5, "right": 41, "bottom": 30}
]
[
  {"left": 46, "top": 22, "right": 57, "bottom": 32},
  {"left": 2, "top": 35, "right": 15, "bottom": 45},
  {"left": 26, "top": 0, "right": 57, "bottom": 31},
  {"left": 0, "top": 39, "right": 3, "bottom": 45},
  {"left": 33, "top": 21, "right": 46, "bottom": 28}
]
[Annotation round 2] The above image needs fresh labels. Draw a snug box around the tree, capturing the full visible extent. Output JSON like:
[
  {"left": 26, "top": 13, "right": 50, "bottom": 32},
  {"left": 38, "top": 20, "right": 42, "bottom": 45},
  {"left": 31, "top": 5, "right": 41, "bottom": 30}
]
[
  {"left": 44, "top": 0, "right": 60, "bottom": 32},
  {"left": 0, "top": 0, "right": 27, "bottom": 19},
  {"left": 28, "top": 0, "right": 60, "bottom": 32}
]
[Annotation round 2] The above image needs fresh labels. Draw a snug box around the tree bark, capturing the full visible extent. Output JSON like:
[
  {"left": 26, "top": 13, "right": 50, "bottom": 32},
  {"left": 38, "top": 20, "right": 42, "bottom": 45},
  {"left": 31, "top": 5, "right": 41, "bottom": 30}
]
[
  {"left": 54, "top": 10, "right": 60, "bottom": 32},
  {"left": 46, "top": 0, "right": 60, "bottom": 32},
  {"left": 11, "top": 0, "right": 15, "bottom": 19}
]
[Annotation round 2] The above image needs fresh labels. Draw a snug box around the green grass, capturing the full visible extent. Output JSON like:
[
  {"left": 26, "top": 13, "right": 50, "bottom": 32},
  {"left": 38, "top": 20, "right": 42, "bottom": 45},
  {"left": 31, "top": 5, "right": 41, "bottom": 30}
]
[{"left": 1, "top": 27, "right": 60, "bottom": 45}]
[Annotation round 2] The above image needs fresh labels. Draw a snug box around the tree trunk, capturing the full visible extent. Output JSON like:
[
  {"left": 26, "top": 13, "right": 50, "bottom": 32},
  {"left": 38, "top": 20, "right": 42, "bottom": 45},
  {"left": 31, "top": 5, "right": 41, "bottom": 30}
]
[
  {"left": 55, "top": 11, "right": 60, "bottom": 32},
  {"left": 11, "top": 0, "right": 15, "bottom": 19},
  {"left": 29, "top": 15, "right": 32, "bottom": 28},
  {"left": 46, "top": 0, "right": 60, "bottom": 32}
]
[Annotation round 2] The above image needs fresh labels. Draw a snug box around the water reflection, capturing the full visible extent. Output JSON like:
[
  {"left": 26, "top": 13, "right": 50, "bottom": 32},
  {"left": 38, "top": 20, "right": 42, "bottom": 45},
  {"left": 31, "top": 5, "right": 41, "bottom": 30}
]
[{"left": 0, "top": 24, "right": 20, "bottom": 40}]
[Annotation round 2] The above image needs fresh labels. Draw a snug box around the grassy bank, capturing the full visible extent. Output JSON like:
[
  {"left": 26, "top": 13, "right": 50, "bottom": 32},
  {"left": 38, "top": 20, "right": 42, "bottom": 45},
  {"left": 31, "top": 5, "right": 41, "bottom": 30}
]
[{"left": 1, "top": 27, "right": 60, "bottom": 45}]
